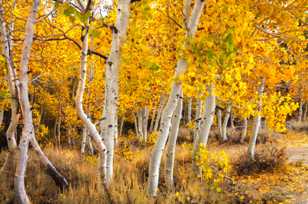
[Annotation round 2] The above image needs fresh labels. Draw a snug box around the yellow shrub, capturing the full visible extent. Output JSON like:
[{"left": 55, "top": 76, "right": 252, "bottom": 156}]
[{"left": 195, "top": 145, "right": 230, "bottom": 193}]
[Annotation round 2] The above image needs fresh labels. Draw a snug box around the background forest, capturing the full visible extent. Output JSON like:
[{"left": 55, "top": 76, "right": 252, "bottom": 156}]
[{"left": 0, "top": 0, "right": 307, "bottom": 203}]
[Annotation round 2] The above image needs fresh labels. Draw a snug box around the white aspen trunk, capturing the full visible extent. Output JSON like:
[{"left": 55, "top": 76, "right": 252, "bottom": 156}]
[
  {"left": 134, "top": 114, "right": 139, "bottom": 137},
  {"left": 0, "top": 0, "right": 18, "bottom": 150},
  {"left": 187, "top": 97, "right": 192, "bottom": 123},
  {"left": 149, "top": 108, "right": 156, "bottom": 133},
  {"left": 221, "top": 104, "right": 232, "bottom": 141},
  {"left": 165, "top": 91, "right": 183, "bottom": 189},
  {"left": 87, "top": 135, "right": 94, "bottom": 155},
  {"left": 137, "top": 109, "right": 143, "bottom": 138},
  {"left": 192, "top": 99, "right": 202, "bottom": 161},
  {"left": 81, "top": 127, "right": 87, "bottom": 155},
  {"left": 217, "top": 109, "right": 223, "bottom": 139},
  {"left": 196, "top": 84, "right": 216, "bottom": 146},
  {"left": 148, "top": 0, "right": 205, "bottom": 196},
  {"left": 230, "top": 113, "right": 235, "bottom": 129},
  {"left": 142, "top": 107, "right": 149, "bottom": 141},
  {"left": 240, "top": 118, "right": 248, "bottom": 143},
  {"left": 102, "top": 0, "right": 131, "bottom": 186},
  {"left": 298, "top": 100, "right": 303, "bottom": 122},
  {"left": 248, "top": 79, "right": 265, "bottom": 160},
  {"left": 75, "top": 18, "right": 107, "bottom": 184},
  {"left": 153, "top": 96, "right": 165, "bottom": 132},
  {"left": 14, "top": 0, "right": 39, "bottom": 202}
]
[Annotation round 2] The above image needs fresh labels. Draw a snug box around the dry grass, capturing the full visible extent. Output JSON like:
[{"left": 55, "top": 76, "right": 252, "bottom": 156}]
[{"left": 0, "top": 126, "right": 308, "bottom": 203}]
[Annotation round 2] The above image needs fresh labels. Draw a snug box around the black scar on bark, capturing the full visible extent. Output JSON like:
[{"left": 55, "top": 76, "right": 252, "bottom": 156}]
[{"left": 45, "top": 163, "right": 69, "bottom": 191}]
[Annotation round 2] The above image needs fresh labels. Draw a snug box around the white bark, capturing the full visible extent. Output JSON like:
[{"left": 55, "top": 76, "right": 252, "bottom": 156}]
[
  {"left": 101, "top": 0, "right": 131, "bottom": 186},
  {"left": 134, "top": 114, "right": 139, "bottom": 137},
  {"left": 153, "top": 96, "right": 165, "bottom": 132},
  {"left": 137, "top": 109, "right": 143, "bottom": 138},
  {"left": 142, "top": 107, "right": 149, "bottom": 141},
  {"left": 87, "top": 135, "right": 94, "bottom": 155},
  {"left": 217, "top": 109, "right": 222, "bottom": 139},
  {"left": 148, "top": 0, "right": 205, "bottom": 196},
  {"left": 197, "top": 84, "right": 216, "bottom": 146},
  {"left": 187, "top": 97, "right": 192, "bottom": 123},
  {"left": 165, "top": 91, "right": 183, "bottom": 189},
  {"left": 240, "top": 118, "right": 248, "bottom": 143},
  {"left": 221, "top": 104, "right": 232, "bottom": 141},
  {"left": 192, "top": 99, "right": 202, "bottom": 160},
  {"left": 75, "top": 18, "right": 107, "bottom": 184},
  {"left": 149, "top": 108, "right": 156, "bottom": 133},
  {"left": 0, "top": 0, "right": 18, "bottom": 150},
  {"left": 248, "top": 79, "right": 265, "bottom": 160},
  {"left": 14, "top": 0, "right": 39, "bottom": 202}
]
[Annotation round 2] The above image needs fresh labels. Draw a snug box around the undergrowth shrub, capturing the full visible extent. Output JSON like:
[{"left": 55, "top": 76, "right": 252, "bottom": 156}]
[
  {"left": 195, "top": 146, "right": 230, "bottom": 193},
  {"left": 235, "top": 145, "right": 287, "bottom": 175}
]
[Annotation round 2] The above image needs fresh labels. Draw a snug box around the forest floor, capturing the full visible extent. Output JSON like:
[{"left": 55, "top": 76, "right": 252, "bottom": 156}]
[{"left": 0, "top": 122, "right": 308, "bottom": 203}]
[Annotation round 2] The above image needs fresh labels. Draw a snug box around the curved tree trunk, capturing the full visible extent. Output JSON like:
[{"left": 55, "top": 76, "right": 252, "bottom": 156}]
[
  {"left": 165, "top": 90, "right": 183, "bottom": 189},
  {"left": 148, "top": 0, "right": 205, "bottom": 196},
  {"left": 221, "top": 104, "right": 232, "bottom": 141},
  {"left": 13, "top": 0, "right": 40, "bottom": 202},
  {"left": 248, "top": 79, "right": 265, "bottom": 160},
  {"left": 75, "top": 18, "right": 107, "bottom": 184},
  {"left": 0, "top": 0, "right": 18, "bottom": 151}
]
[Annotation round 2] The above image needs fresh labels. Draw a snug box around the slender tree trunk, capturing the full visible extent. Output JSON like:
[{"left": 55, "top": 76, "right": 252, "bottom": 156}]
[
  {"left": 142, "top": 107, "right": 149, "bottom": 141},
  {"left": 0, "top": 0, "right": 18, "bottom": 151},
  {"left": 154, "top": 96, "right": 165, "bottom": 132},
  {"left": 149, "top": 108, "right": 156, "bottom": 133},
  {"left": 298, "top": 100, "right": 303, "bottom": 122},
  {"left": 137, "top": 109, "right": 143, "bottom": 138},
  {"left": 148, "top": 0, "right": 205, "bottom": 196},
  {"left": 165, "top": 90, "right": 183, "bottom": 189},
  {"left": 75, "top": 18, "right": 107, "bottom": 184},
  {"left": 217, "top": 109, "right": 223, "bottom": 139},
  {"left": 230, "top": 113, "right": 235, "bottom": 129},
  {"left": 240, "top": 118, "right": 248, "bottom": 143},
  {"left": 196, "top": 84, "right": 216, "bottom": 146},
  {"left": 87, "top": 135, "right": 94, "bottom": 155},
  {"left": 119, "top": 117, "right": 124, "bottom": 136},
  {"left": 134, "top": 114, "right": 139, "bottom": 137},
  {"left": 101, "top": 0, "right": 131, "bottom": 186},
  {"left": 248, "top": 79, "right": 265, "bottom": 160},
  {"left": 192, "top": 99, "right": 202, "bottom": 160},
  {"left": 13, "top": 0, "right": 40, "bottom": 202},
  {"left": 221, "top": 104, "right": 231, "bottom": 141}
]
